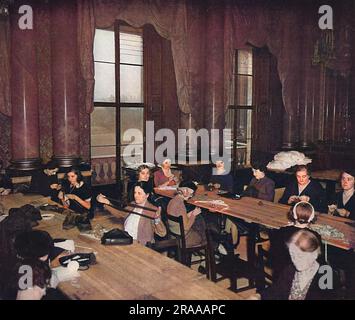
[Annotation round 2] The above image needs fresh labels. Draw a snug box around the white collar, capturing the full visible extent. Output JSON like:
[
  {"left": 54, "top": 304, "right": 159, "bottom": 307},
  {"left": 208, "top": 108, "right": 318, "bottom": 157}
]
[
  {"left": 71, "top": 181, "right": 84, "bottom": 189},
  {"left": 343, "top": 188, "right": 354, "bottom": 197},
  {"left": 298, "top": 180, "right": 311, "bottom": 192}
]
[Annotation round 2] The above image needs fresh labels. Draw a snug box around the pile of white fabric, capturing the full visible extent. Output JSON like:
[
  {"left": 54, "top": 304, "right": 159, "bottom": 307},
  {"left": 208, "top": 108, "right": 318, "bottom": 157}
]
[{"left": 267, "top": 151, "right": 312, "bottom": 171}]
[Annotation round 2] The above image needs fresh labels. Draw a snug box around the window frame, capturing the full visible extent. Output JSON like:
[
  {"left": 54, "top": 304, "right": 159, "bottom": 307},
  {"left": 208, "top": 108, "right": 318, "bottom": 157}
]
[
  {"left": 116, "top": 21, "right": 145, "bottom": 181},
  {"left": 228, "top": 48, "right": 255, "bottom": 170},
  {"left": 91, "top": 21, "right": 145, "bottom": 182}
]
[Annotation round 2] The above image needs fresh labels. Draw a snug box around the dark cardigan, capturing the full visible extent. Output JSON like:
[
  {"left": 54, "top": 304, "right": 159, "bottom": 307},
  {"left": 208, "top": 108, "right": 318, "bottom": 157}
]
[
  {"left": 330, "top": 191, "right": 355, "bottom": 220},
  {"left": 279, "top": 178, "right": 327, "bottom": 213},
  {"left": 244, "top": 176, "right": 275, "bottom": 202}
]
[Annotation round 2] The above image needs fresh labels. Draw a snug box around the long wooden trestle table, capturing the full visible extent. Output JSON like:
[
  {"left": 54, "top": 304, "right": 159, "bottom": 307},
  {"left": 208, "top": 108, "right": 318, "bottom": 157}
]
[{"left": 0, "top": 193, "right": 243, "bottom": 300}]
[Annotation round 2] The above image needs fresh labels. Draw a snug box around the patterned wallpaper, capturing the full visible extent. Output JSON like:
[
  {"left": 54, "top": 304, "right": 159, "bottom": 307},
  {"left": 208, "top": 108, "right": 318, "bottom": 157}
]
[
  {"left": 36, "top": 1, "right": 53, "bottom": 163},
  {"left": 0, "top": 113, "right": 11, "bottom": 166}
]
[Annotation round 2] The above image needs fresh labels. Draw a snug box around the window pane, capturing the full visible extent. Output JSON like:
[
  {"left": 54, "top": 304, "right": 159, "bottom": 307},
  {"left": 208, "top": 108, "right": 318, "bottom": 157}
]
[
  {"left": 120, "top": 107, "right": 144, "bottom": 144},
  {"left": 237, "top": 49, "right": 253, "bottom": 75},
  {"left": 94, "top": 62, "right": 116, "bottom": 102},
  {"left": 225, "top": 109, "right": 234, "bottom": 152},
  {"left": 236, "top": 75, "right": 253, "bottom": 106},
  {"left": 120, "top": 65, "right": 143, "bottom": 103},
  {"left": 94, "top": 29, "right": 115, "bottom": 63},
  {"left": 236, "top": 109, "right": 252, "bottom": 166},
  {"left": 91, "top": 107, "right": 116, "bottom": 158},
  {"left": 120, "top": 32, "right": 143, "bottom": 65}
]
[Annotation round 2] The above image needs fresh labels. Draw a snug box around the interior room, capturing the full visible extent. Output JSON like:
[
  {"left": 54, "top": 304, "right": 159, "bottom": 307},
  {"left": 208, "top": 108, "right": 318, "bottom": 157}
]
[{"left": 0, "top": 0, "right": 355, "bottom": 302}]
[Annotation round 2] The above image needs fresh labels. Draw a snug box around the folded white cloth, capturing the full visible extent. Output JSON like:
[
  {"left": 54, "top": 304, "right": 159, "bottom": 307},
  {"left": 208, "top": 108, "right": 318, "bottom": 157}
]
[
  {"left": 54, "top": 240, "right": 75, "bottom": 253},
  {"left": 157, "top": 185, "right": 178, "bottom": 190},
  {"left": 51, "top": 261, "right": 80, "bottom": 287},
  {"left": 267, "top": 151, "right": 312, "bottom": 171}
]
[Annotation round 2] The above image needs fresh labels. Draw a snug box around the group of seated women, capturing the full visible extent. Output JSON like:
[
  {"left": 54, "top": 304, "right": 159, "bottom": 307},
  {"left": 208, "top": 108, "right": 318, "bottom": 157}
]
[{"left": 1, "top": 157, "right": 354, "bottom": 300}]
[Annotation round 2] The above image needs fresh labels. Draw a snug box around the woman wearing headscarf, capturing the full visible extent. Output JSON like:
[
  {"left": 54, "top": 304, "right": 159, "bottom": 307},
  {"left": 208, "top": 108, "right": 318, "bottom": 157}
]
[{"left": 154, "top": 159, "right": 179, "bottom": 187}]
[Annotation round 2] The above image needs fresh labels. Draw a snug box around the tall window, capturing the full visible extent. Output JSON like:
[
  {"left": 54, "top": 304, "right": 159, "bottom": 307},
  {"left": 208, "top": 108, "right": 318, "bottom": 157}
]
[
  {"left": 91, "top": 25, "right": 144, "bottom": 183},
  {"left": 91, "top": 29, "right": 116, "bottom": 159},
  {"left": 226, "top": 49, "right": 253, "bottom": 168},
  {"left": 118, "top": 26, "right": 144, "bottom": 178}
]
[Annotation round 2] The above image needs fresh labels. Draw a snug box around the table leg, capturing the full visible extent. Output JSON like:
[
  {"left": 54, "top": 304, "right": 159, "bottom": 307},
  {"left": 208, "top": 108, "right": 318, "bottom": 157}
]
[{"left": 246, "top": 223, "right": 257, "bottom": 286}]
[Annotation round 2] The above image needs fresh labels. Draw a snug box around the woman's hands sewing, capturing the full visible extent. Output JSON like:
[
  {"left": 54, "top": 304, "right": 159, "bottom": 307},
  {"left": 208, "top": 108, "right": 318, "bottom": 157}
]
[
  {"left": 336, "top": 208, "right": 350, "bottom": 217},
  {"left": 288, "top": 195, "right": 310, "bottom": 204},
  {"left": 299, "top": 195, "right": 310, "bottom": 202},
  {"left": 328, "top": 204, "right": 337, "bottom": 215},
  {"left": 187, "top": 207, "right": 201, "bottom": 218},
  {"left": 155, "top": 206, "right": 162, "bottom": 218},
  {"left": 328, "top": 205, "right": 350, "bottom": 217},
  {"left": 153, "top": 207, "right": 162, "bottom": 224},
  {"left": 66, "top": 194, "right": 78, "bottom": 201},
  {"left": 96, "top": 194, "right": 110, "bottom": 206}
]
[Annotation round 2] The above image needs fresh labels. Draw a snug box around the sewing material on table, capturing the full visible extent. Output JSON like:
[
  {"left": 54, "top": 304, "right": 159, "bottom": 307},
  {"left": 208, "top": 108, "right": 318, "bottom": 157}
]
[
  {"left": 194, "top": 199, "right": 229, "bottom": 209},
  {"left": 80, "top": 224, "right": 107, "bottom": 241},
  {"left": 41, "top": 213, "right": 55, "bottom": 220},
  {"left": 310, "top": 224, "right": 346, "bottom": 241},
  {"left": 156, "top": 186, "right": 178, "bottom": 191}
]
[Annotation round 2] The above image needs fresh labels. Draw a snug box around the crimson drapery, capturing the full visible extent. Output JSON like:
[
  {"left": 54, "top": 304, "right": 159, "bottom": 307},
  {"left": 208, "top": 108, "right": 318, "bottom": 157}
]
[
  {"left": 1, "top": 0, "right": 352, "bottom": 122},
  {"left": 78, "top": 0, "right": 201, "bottom": 116},
  {"left": 0, "top": 18, "right": 11, "bottom": 117},
  {"left": 223, "top": 1, "right": 304, "bottom": 117},
  {"left": 76, "top": 0, "right": 320, "bottom": 119}
]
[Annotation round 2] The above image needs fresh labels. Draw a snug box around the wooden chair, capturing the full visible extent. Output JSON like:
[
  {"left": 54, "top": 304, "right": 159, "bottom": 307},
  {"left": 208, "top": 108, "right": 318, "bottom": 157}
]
[
  {"left": 205, "top": 228, "right": 263, "bottom": 292},
  {"left": 273, "top": 187, "right": 285, "bottom": 203},
  {"left": 166, "top": 213, "right": 209, "bottom": 272},
  {"left": 147, "top": 200, "right": 179, "bottom": 257},
  {"left": 256, "top": 242, "right": 273, "bottom": 290}
]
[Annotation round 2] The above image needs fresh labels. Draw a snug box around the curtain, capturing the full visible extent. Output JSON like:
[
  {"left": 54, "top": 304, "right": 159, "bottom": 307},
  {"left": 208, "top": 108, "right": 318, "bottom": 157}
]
[
  {"left": 0, "top": 17, "right": 11, "bottom": 117},
  {"left": 77, "top": 0, "right": 199, "bottom": 115}
]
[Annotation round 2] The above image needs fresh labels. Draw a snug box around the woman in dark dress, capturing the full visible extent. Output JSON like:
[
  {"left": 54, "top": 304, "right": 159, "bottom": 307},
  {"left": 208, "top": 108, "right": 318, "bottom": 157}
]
[
  {"left": 327, "top": 169, "right": 355, "bottom": 298},
  {"left": 279, "top": 165, "right": 326, "bottom": 213},
  {"left": 328, "top": 169, "right": 355, "bottom": 220},
  {"left": 226, "top": 161, "right": 275, "bottom": 247},
  {"left": 209, "top": 160, "right": 234, "bottom": 193},
  {"left": 128, "top": 164, "right": 154, "bottom": 202},
  {"left": 30, "top": 161, "right": 60, "bottom": 201},
  {"left": 0, "top": 160, "right": 13, "bottom": 196},
  {"left": 58, "top": 167, "right": 92, "bottom": 214},
  {"left": 243, "top": 162, "right": 275, "bottom": 201}
]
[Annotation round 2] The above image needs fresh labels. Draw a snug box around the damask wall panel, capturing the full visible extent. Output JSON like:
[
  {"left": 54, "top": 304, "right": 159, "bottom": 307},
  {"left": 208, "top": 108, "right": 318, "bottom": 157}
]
[
  {"left": 0, "top": 113, "right": 11, "bottom": 166},
  {"left": 1, "top": 0, "right": 355, "bottom": 173},
  {"left": 36, "top": 0, "right": 53, "bottom": 163}
]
